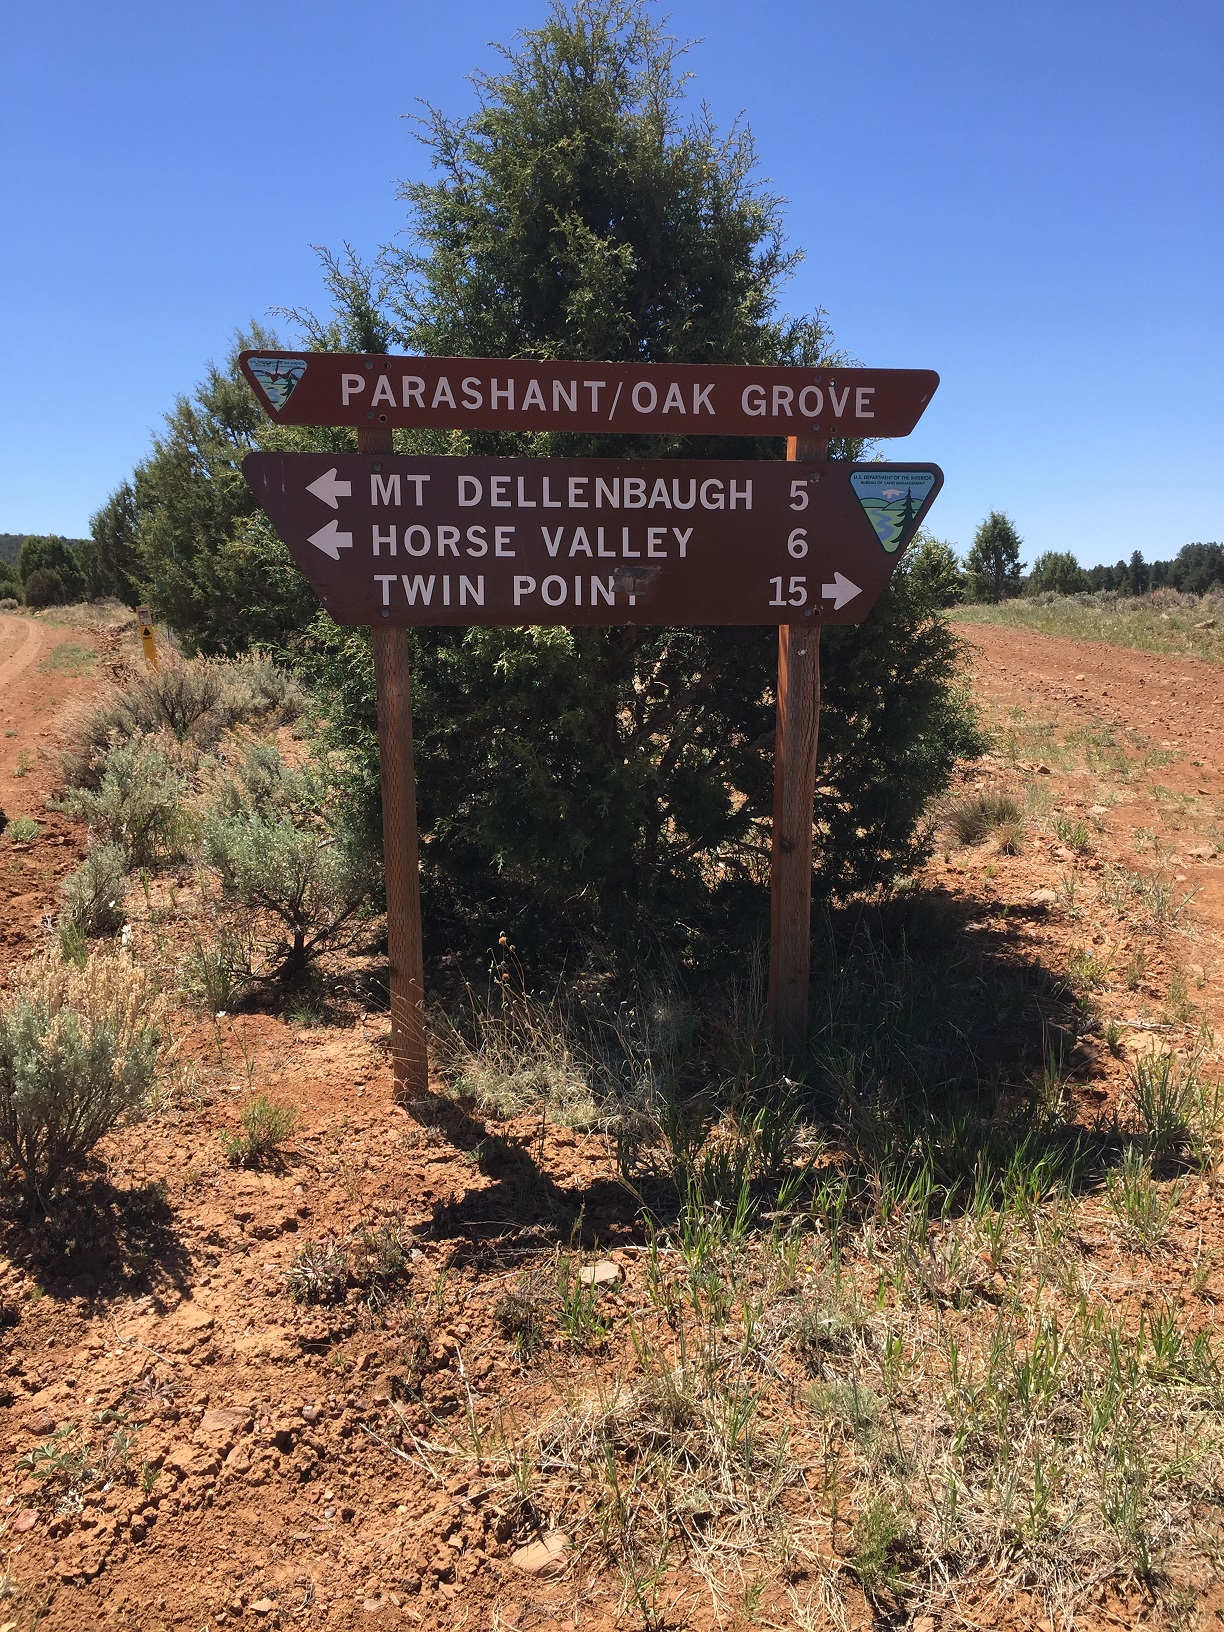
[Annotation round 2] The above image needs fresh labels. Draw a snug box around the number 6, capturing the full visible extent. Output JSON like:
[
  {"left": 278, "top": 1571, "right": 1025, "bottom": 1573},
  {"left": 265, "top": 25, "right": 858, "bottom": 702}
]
[{"left": 787, "top": 528, "right": 808, "bottom": 559}]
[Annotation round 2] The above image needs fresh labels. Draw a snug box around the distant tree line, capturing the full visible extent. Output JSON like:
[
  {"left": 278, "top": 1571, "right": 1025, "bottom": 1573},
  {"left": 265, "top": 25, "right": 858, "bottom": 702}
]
[
  {"left": 901, "top": 517, "right": 1224, "bottom": 608},
  {"left": 0, "top": 532, "right": 130, "bottom": 608}
]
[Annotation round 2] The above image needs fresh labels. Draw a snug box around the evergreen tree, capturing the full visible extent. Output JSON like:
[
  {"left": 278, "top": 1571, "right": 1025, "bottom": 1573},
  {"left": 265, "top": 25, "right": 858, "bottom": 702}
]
[
  {"left": 965, "top": 511, "right": 1024, "bottom": 602},
  {"left": 1026, "top": 550, "right": 1089, "bottom": 596},
  {"left": 18, "top": 536, "right": 84, "bottom": 606},
  {"left": 289, "top": 0, "right": 981, "bottom": 958},
  {"left": 904, "top": 534, "right": 964, "bottom": 607},
  {"left": 88, "top": 482, "right": 143, "bottom": 606},
  {"left": 1128, "top": 549, "right": 1149, "bottom": 596},
  {"left": 1166, "top": 541, "right": 1224, "bottom": 594}
]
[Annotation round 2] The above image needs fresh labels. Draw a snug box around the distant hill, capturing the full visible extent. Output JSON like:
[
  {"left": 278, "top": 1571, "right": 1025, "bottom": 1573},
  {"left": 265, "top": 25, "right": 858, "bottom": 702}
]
[{"left": 0, "top": 533, "right": 90, "bottom": 567}]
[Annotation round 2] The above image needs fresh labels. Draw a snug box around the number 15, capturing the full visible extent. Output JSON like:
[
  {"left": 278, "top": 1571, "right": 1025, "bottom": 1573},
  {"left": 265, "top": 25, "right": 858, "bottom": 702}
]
[{"left": 769, "top": 575, "right": 807, "bottom": 607}]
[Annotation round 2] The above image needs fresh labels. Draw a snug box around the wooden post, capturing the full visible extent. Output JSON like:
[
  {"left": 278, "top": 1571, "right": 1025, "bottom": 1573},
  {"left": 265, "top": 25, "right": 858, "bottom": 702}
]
[
  {"left": 361, "top": 428, "right": 429, "bottom": 1101},
  {"left": 768, "top": 433, "right": 827, "bottom": 1053}
]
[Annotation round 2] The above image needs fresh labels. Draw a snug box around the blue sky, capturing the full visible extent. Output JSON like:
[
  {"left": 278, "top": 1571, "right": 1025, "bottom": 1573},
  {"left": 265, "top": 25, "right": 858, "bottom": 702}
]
[{"left": 2, "top": 0, "right": 1220, "bottom": 564}]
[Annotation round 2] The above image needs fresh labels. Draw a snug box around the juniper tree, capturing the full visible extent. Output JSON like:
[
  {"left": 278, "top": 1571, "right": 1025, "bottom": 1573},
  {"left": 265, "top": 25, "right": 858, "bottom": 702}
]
[
  {"left": 965, "top": 511, "right": 1024, "bottom": 603},
  {"left": 291, "top": 0, "right": 981, "bottom": 961}
]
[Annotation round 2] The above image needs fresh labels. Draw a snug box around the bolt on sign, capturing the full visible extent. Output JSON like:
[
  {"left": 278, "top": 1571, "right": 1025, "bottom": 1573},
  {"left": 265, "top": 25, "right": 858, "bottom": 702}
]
[
  {"left": 243, "top": 454, "right": 942, "bottom": 628},
  {"left": 240, "top": 350, "right": 938, "bottom": 440},
  {"left": 238, "top": 351, "right": 943, "bottom": 1093}
]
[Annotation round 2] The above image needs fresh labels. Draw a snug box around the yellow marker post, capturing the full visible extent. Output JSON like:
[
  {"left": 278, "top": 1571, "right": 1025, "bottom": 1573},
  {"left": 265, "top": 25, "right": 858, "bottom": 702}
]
[{"left": 136, "top": 605, "right": 159, "bottom": 671}]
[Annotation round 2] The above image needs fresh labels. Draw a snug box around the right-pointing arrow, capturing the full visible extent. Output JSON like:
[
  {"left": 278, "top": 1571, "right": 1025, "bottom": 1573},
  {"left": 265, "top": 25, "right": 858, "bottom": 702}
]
[
  {"left": 821, "top": 572, "right": 861, "bottom": 610},
  {"left": 307, "top": 520, "right": 354, "bottom": 561}
]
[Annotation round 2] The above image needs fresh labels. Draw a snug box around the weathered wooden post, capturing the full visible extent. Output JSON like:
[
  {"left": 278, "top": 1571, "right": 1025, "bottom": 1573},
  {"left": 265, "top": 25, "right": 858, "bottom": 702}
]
[
  {"left": 361, "top": 427, "right": 428, "bottom": 1101},
  {"left": 768, "top": 433, "right": 827, "bottom": 1054}
]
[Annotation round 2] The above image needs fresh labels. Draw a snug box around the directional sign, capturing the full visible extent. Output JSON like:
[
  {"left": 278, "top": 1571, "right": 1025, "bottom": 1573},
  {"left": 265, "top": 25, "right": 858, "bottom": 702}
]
[
  {"left": 242, "top": 454, "right": 942, "bottom": 628},
  {"left": 240, "top": 352, "right": 939, "bottom": 440}
]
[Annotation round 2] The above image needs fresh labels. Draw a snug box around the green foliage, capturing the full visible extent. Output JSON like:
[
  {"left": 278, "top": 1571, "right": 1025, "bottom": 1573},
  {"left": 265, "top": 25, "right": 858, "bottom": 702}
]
[
  {"left": 126, "top": 325, "right": 323, "bottom": 654},
  {"left": 904, "top": 533, "right": 964, "bottom": 607},
  {"left": 1027, "top": 550, "right": 1089, "bottom": 596},
  {"left": 54, "top": 736, "right": 187, "bottom": 867},
  {"left": 292, "top": 1, "right": 975, "bottom": 954},
  {"left": 3, "top": 817, "right": 39, "bottom": 844},
  {"left": 202, "top": 742, "right": 373, "bottom": 979},
  {"left": 0, "top": 557, "right": 20, "bottom": 602},
  {"left": 222, "top": 1093, "right": 298, "bottom": 1167},
  {"left": 965, "top": 511, "right": 1024, "bottom": 603},
  {"left": 946, "top": 792, "right": 1022, "bottom": 846},
  {"left": 0, "top": 955, "right": 161, "bottom": 1204},
  {"left": 391, "top": 0, "right": 826, "bottom": 411},
  {"left": 60, "top": 654, "right": 303, "bottom": 790},
  {"left": 285, "top": 1238, "right": 348, "bottom": 1304},
  {"left": 18, "top": 536, "right": 84, "bottom": 605},
  {"left": 88, "top": 481, "right": 143, "bottom": 606},
  {"left": 129, "top": 0, "right": 980, "bottom": 966},
  {"left": 59, "top": 841, "right": 129, "bottom": 940}
]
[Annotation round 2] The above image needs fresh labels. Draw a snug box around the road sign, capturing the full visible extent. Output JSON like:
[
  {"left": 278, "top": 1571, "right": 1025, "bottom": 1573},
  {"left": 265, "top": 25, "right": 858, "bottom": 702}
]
[
  {"left": 242, "top": 453, "right": 942, "bottom": 629},
  {"left": 135, "top": 605, "right": 159, "bottom": 671},
  {"left": 240, "top": 351, "right": 939, "bottom": 440}
]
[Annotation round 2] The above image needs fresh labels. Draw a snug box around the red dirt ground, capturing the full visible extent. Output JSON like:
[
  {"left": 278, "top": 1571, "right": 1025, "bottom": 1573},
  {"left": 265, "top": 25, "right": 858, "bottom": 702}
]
[{"left": 0, "top": 608, "right": 1220, "bottom": 1631}]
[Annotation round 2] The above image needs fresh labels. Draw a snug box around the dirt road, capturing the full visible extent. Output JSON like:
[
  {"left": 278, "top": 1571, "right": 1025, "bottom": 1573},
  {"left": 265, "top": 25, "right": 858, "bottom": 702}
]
[{"left": 963, "top": 621, "right": 1224, "bottom": 785}]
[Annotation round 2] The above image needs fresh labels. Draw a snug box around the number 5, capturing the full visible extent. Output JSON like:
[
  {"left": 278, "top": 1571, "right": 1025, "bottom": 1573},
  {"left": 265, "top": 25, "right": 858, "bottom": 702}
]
[
  {"left": 789, "top": 480, "right": 809, "bottom": 511},
  {"left": 788, "top": 575, "right": 806, "bottom": 605}
]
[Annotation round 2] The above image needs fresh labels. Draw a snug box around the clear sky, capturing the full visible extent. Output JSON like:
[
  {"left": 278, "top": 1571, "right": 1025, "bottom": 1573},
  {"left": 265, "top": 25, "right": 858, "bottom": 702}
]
[{"left": 2, "top": 0, "right": 1220, "bottom": 564}]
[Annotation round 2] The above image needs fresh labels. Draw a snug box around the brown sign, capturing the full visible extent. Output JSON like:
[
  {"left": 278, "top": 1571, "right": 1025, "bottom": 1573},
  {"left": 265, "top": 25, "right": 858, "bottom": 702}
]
[
  {"left": 240, "top": 351, "right": 938, "bottom": 440},
  {"left": 242, "top": 453, "right": 942, "bottom": 628}
]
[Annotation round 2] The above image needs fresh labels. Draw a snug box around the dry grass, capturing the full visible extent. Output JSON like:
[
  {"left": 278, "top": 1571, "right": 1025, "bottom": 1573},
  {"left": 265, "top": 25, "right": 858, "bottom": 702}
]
[{"left": 955, "top": 587, "right": 1224, "bottom": 664}]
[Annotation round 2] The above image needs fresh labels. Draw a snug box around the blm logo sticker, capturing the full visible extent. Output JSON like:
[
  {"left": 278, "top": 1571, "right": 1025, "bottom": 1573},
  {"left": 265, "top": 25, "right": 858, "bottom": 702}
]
[
  {"left": 247, "top": 356, "right": 308, "bottom": 411},
  {"left": 850, "top": 470, "right": 936, "bottom": 552}
]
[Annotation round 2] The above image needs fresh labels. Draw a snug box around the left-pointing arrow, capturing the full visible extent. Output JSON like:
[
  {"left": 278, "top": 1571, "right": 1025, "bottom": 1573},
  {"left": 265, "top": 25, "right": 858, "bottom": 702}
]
[
  {"left": 308, "top": 520, "right": 354, "bottom": 560},
  {"left": 306, "top": 467, "right": 352, "bottom": 508}
]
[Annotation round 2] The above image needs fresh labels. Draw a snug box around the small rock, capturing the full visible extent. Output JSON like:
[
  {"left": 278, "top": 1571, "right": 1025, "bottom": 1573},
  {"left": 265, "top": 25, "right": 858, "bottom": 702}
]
[
  {"left": 1035, "top": 764, "right": 1052, "bottom": 775},
  {"left": 510, "top": 1530, "right": 569, "bottom": 1576},
  {"left": 1188, "top": 845, "right": 1217, "bottom": 860},
  {"left": 11, "top": 1509, "right": 38, "bottom": 1534},
  {"left": 1089, "top": 804, "right": 1110, "bottom": 817},
  {"left": 197, "top": 1407, "right": 249, "bottom": 1440},
  {"left": 301, "top": 1404, "right": 321, "bottom": 1424},
  {"left": 363, "top": 1598, "right": 384, "bottom": 1614},
  {"left": 1030, "top": 888, "right": 1058, "bottom": 907},
  {"left": 913, "top": 1618, "right": 936, "bottom": 1632},
  {"left": 577, "top": 1260, "right": 622, "bottom": 1289},
  {"left": 129, "top": 1519, "right": 147, "bottom": 1544},
  {"left": 1074, "top": 673, "right": 1085, "bottom": 682},
  {"left": 20, "top": 1408, "right": 57, "bottom": 1438},
  {"left": 249, "top": 1599, "right": 276, "bottom": 1616}
]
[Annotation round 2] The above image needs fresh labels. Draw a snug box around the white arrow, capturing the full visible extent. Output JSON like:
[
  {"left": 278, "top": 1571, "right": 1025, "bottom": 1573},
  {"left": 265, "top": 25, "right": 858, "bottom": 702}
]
[
  {"left": 306, "top": 467, "right": 352, "bottom": 508},
  {"left": 307, "top": 520, "right": 353, "bottom": 560},
  {"left": 821, "top": 572, "right": 861, "bottom": 610}
]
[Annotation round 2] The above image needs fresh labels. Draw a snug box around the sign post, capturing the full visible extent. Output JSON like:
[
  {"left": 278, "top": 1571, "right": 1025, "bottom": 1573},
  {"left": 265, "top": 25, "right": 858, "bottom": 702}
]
[
  {"left": 769, "top": 434, "right": 827, "bottom": 1053},
  {"left": 359, "top": 427, "right": 428, "bottom": 1100},
  {"left": 136, "top": 605, "right": 159, "bottom": 671},
  {"left": 241, "top": 352, "right": 941, "bottom": 1085}
]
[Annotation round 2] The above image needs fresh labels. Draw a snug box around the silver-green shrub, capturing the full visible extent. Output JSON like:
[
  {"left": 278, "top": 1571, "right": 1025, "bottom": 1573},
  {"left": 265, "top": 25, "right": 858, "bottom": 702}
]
[
  {"left": 55, "top": 737, "right": 187, "bottom": 866},
  {"left": 203, "top": 743, "right": 372, "bottom": 980},
  {"left": 0, "top": 955, "right": 162, "bottom": 1203},
  {"left": 59, "top": 841, "right": 128, "bottom": 939},
  {"left": 60, "top": 655, "right": 304, "bottom": 789}
]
